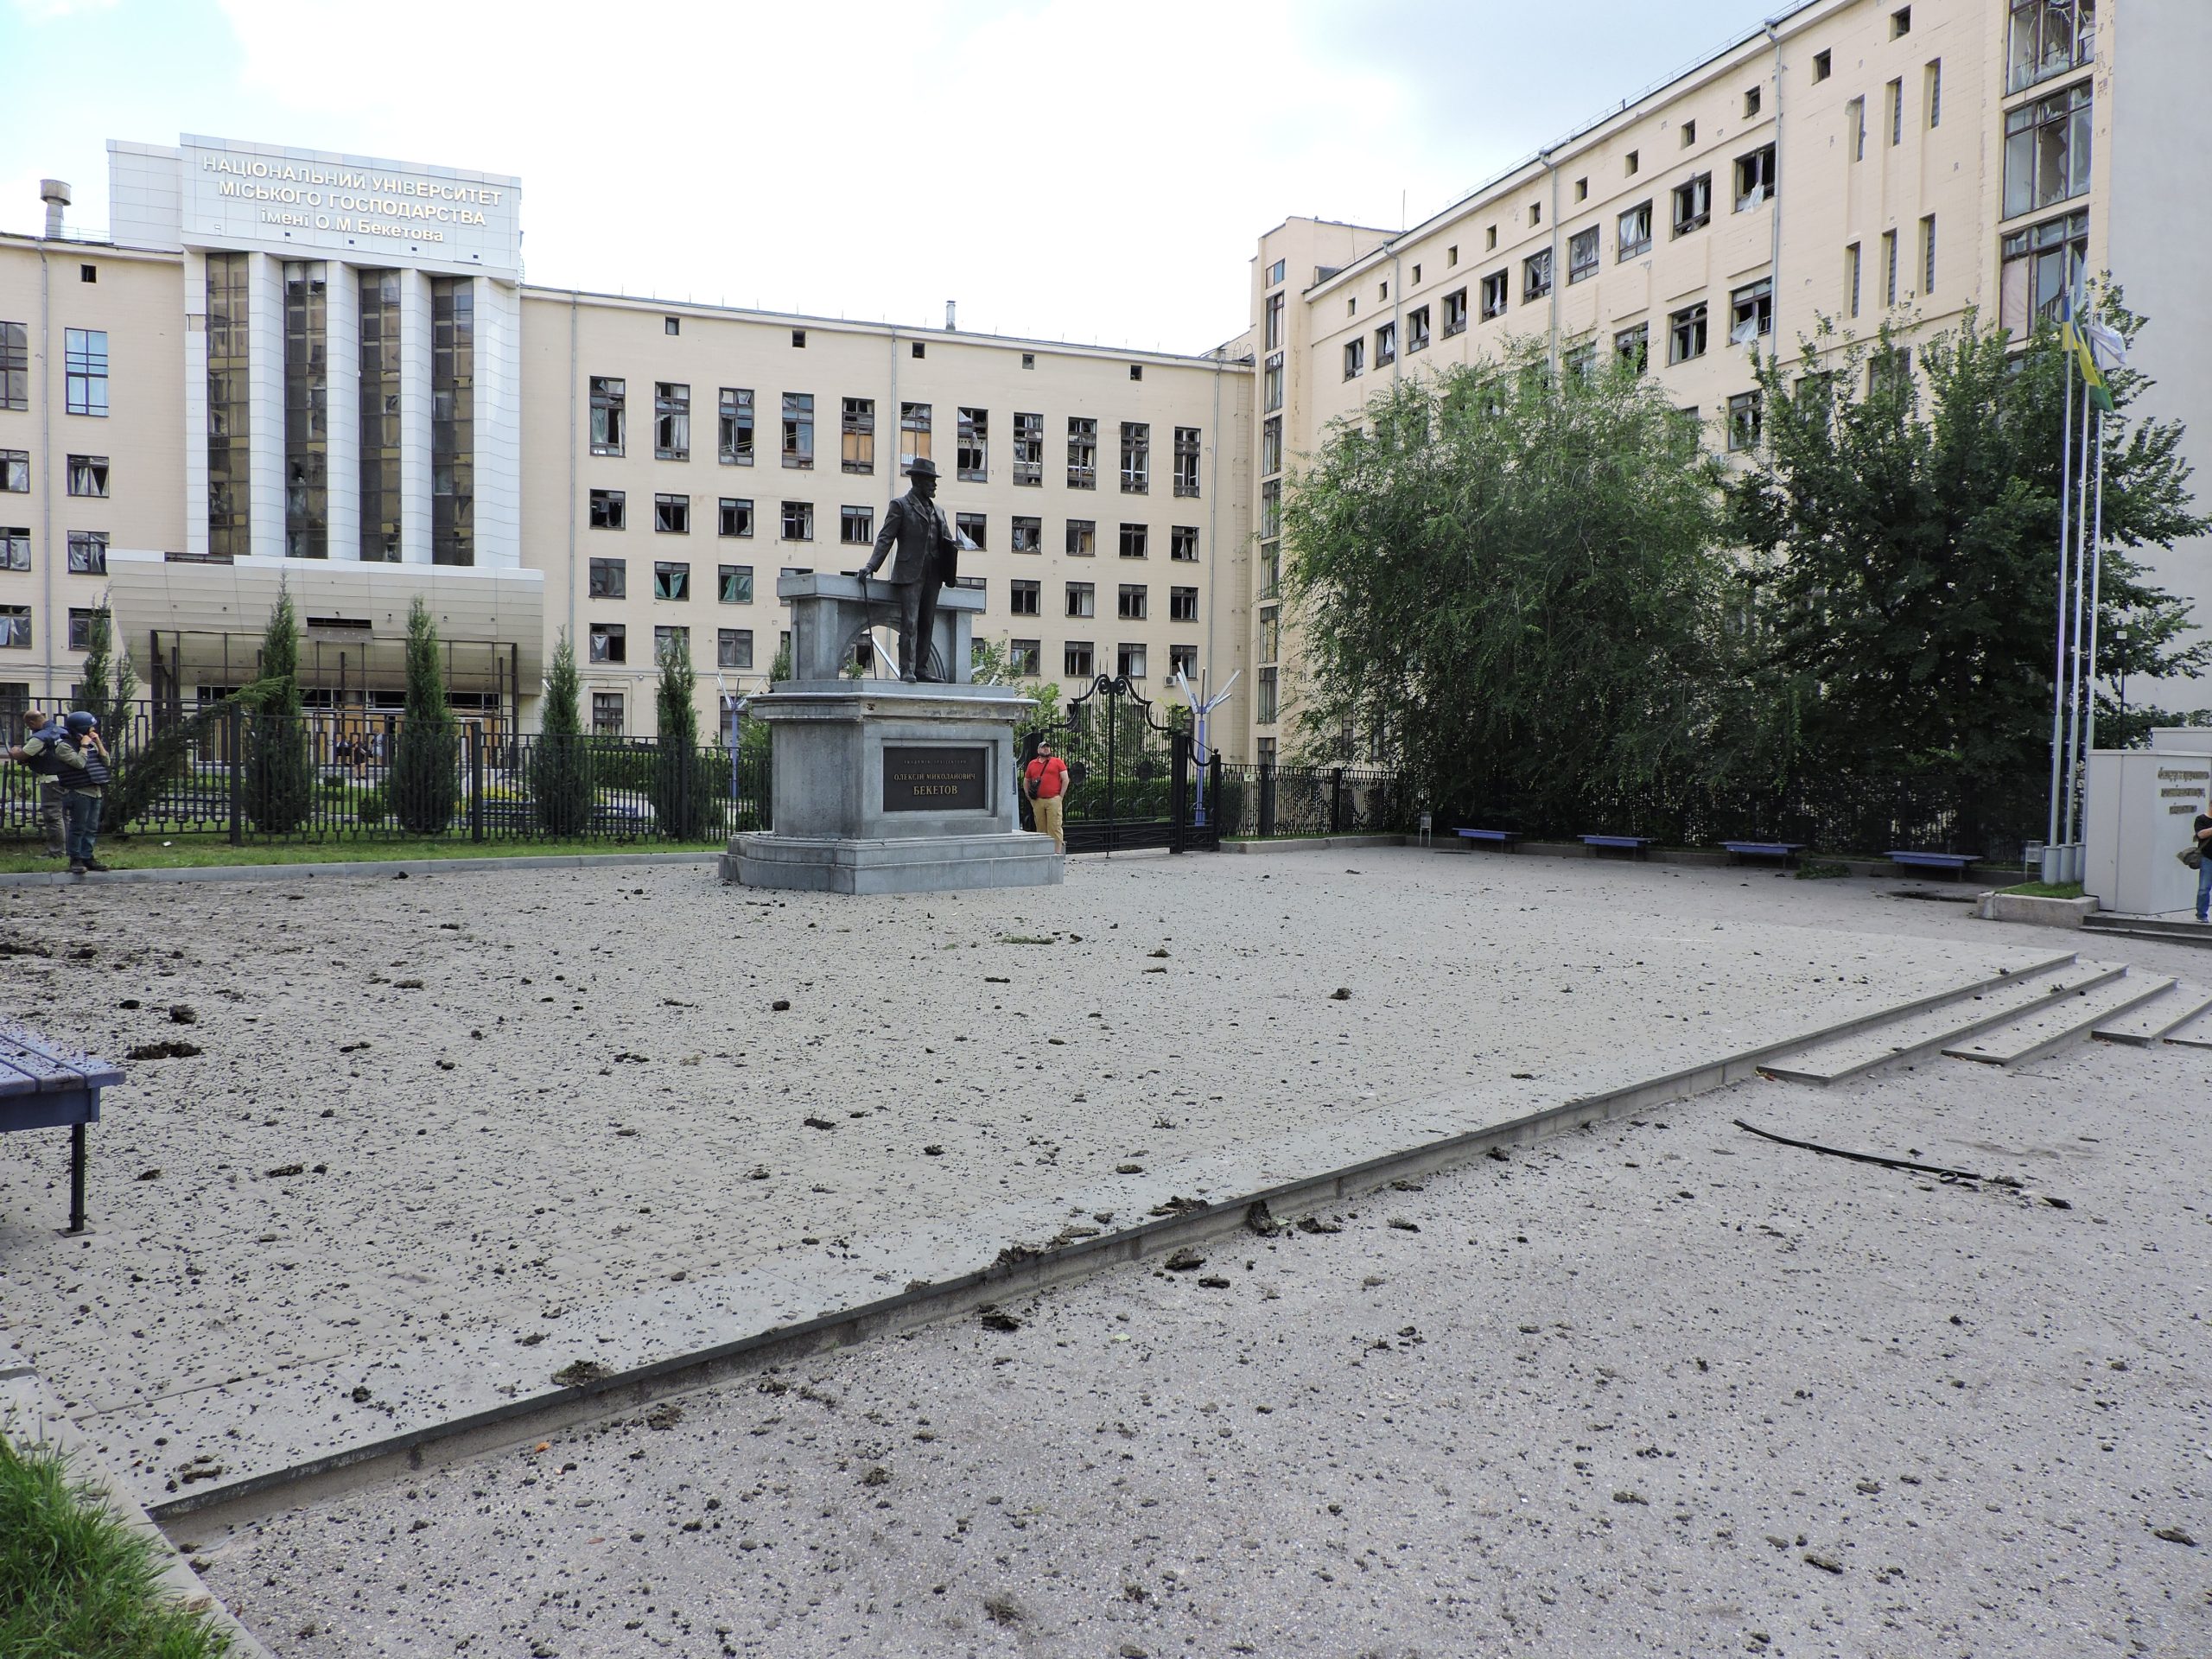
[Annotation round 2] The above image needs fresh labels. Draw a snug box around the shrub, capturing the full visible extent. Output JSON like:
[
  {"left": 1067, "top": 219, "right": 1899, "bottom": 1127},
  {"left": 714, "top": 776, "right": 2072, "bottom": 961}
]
[
  {"left": 391, "top": 597, "right": 459, "bottom": 833},
  {"left": 531, "top": 630, "right": 594, "bottom": 836}
]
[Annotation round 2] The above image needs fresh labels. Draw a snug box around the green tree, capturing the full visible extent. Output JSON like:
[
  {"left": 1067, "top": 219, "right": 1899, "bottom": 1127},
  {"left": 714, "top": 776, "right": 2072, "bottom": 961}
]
[
  {"left": 530, "top": 628, "right": 594, "bottom": 836},
  {"left": 651, "top": 635, "right": 711, "bottom": 840},
  {"left": 971, "top": 637, "right": 1065, "bottom": 747},
  {"left": 77, "top": 604, "right": 138, "bottom": 834},
  {"left": 244, "top": 582, "right": 314, "bottom": 834},
  {"left": 391, "top": 595, "right": 459, "bottom": 834},
  {"left": 1281, "top": 339, "right": 1735, "bottom": 823},
  {"left": 1727, "top": 304, "right": 2209, "bottom": 806}
]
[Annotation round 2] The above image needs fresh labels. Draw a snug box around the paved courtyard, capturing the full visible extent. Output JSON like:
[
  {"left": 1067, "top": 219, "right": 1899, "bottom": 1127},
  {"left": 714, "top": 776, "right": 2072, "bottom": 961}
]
[{"left": 0, "top": 852, "right": 2093, "bottom": 1512}]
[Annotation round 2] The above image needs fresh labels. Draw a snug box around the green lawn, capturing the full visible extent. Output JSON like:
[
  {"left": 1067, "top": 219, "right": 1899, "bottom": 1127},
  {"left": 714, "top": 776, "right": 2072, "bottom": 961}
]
[
  {"left": 0, "top": 1431, "right": 231, "bottom": 1657},
  {"left": 0, "top": 834, "right": 725, "bottom": 874},
  {"left": 1998, "top": 880, "right": 2087, "bottom": 899}
]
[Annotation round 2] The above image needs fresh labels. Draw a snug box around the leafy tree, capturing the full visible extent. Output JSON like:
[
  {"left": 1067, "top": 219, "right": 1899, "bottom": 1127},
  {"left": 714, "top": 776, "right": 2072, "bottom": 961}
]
[
  {"left": 244, "top": 582, "right": 314, "bottom": 834},
  {"left": 1281, "top": 339, "right": 1735, "bottom": 823},
  {"left": 1727, "top": 304, "right": 2209, "bottom": 810},
  {"left": 391, "top": 595, "right": 459, "bottom": 833},
  {"left": 972, "top": 637, "right": 1065, "bottom": 748},
  {"left": 530, "top": 628, "right": 594, "bottom": 836},
  {"left": 651, "top": 635, "right": 711, "bottom": 840}
]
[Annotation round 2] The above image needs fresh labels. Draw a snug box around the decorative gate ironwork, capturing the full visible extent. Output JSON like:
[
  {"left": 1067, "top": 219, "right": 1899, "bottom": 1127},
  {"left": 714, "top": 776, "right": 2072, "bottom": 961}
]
[{"left": 1020, "top": 675, "right": 1220, "bottom": 855}]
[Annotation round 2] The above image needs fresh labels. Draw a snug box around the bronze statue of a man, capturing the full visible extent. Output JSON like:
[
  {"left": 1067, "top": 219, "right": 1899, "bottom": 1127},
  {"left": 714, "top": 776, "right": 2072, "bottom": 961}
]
[{"left": 857, "top": 457, "right": 961, "bottom": 682}]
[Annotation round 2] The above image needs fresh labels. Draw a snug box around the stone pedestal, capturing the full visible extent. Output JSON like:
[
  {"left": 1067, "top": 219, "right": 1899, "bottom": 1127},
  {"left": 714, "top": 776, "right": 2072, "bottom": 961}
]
[{"left": 724, "top": 582, "right": 1062, "bottom": 893}]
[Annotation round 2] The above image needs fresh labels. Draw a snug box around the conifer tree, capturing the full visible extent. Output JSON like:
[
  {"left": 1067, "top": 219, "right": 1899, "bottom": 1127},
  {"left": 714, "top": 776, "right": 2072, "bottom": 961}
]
[
  {"left": 78, "top": 604, "right": 138, "bottom": 834},
  {"left": 651, "top": 634, "right": 709, "bottom": 840},
  {"left": 392, "top": 595, "right": 459, "bottom": 833},
  {"left": 530, "top": 628, "right": 594, "bottom": 836},
  {"left": 245, "top": 582, "right": 313, "bottom": 833}
]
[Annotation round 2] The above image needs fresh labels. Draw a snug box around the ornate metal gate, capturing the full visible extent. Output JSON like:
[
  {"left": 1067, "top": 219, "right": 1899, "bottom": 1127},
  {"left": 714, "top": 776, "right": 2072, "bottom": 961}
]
[{"left": 1020, "top": 675, "right": 1220, "bottom": 854}]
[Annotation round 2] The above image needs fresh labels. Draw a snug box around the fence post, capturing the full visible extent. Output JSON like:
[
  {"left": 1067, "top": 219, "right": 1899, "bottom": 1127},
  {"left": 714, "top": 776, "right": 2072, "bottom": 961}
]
[
  {"left": 1169, "top": 730, "right": 1188, "bottom": 855},
  {"left": 1331, "top": 767, "right": 1345, "bottom": 835},
  {"left": 468, "top": 722, "right": 485, "bottom": 843},
  {"left": 226, "top": 701, "right": 245, "bottom": 847},
  {"left": 1258, "top": 761, "right": 1276, "bottom": 839}
]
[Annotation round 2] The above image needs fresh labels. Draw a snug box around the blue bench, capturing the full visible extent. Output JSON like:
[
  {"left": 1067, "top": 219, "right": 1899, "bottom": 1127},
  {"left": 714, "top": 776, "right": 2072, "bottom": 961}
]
[
  {"left": 0, "top": 1029, "right": 124, "bottom": 1235},
  {"left": 1581, "top": 835, "right": 1653, "bottom": 858},
  {"left": 1454, "top": 828, "right": 1521, "bottom": 851},
  {"left": 1888, "top": 849, "right": 1978, "bottom": 879},
  {"left": 1721, "top": 840, "right": 1806, "bottom": 864}
]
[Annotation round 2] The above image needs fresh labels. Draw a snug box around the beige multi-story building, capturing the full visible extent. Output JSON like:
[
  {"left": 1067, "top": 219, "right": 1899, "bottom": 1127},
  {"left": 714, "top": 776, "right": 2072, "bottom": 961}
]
[
  {"left": 0, "top": 0, "right": 2203, "bottom": 765},
  {"left": 0, "top": 138, "right": 1246, "bottom": 740},
  {"left": 1235, "top": 0, "right": 2210, "bottom": 762}
]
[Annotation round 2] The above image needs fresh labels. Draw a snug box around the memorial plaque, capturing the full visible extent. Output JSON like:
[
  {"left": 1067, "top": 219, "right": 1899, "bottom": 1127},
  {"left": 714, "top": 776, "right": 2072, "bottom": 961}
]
[{"left": 882, "top": 746, "right": 988, "bottom": 812}]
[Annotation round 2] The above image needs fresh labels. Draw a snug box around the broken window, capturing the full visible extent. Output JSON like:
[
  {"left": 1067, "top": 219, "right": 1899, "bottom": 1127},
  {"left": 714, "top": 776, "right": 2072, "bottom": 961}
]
[
  {"left": 1010, "top": 579, "right": 1040, "bottom": 616},
  {"left": 0, "top": 528, "right": 29, "bottom": 571},
  {"left": 67, "top": 608, "right": 98, "bottom": 652},
  {"left": 1167, "top": 643, "right": 1197, "bottom": 677},
  {"left": 653, "top": 560, "right": 690, "bottom": 600},
  {"left": 1262, "top": 354, "right": 1283, "bottom": 413},
  {"left": 719, "top": 388, "right": 754, "bottom": 466},
  {"left": 1011, "top": 516, "right": 1042, "bottom": 553},
  {"left": 1733, "top": 145, "right": 1776, "bottom": 211},
  {"left": 1611, "top": 203, "right": 1650, "bottom": 264},
  {"left": 1925, "top": 59, "right": 1942, "bottom": 127},
  {"left": 719, "top": 564, "right": 753, "bottom": 603},
  {"left": 1169, "top": 586, "right": 1198, "bottom": 623},
  {"left": 589, "top": 376, "right": 626, "bottom": 456},
  {"left": 840, "top": 505, "right": 874, "bottom": 545},
  {"left": 1846, "top": 242, "right": 1863, "bottom": 317},
  {"left": 1343, "top": 338, "right": 1365, "bottom": 379},
  {"left": 1120, "top": 423, "right": 1150, "bottom": 493},
  {"left": 1261, "top": 480, "right": 1280, "bottom": 539},
  {"left": 1868, "top": 346, "right": 1911, "bottom": 398},
  {"left": 588, "top": 487, "right": 625, "bottom": 531},
  {"left": 1521, "top": 251, "right": 1551, "bottom": 304},
  {"left": 1883, "top": 229, "right": 1899, "bottom": 306},
  {"left": 718, "top": 499, "right": 753, "bottom": 538},
  {"left": 1998, "top": 208, "right": 2087, "bottom": 335},
  {"left": 1671, "top": 173, "right": 1711, "bottom": 236},
  {"left": 1261, "top": 613, "right": 1281, "bottom": 666},
  {"left": 1441, "top": 288, "right": 1468, "bottom": 337},
  {"left": 654, "top": 382, "right": 690, "bottom": 461},
  {"left": 900, "top": 403, "right": 931, "bottom": 469},
  {"left": 1847, "top": 98, "right": 1866, "bottom": 162},
  {"left": 781, "top": 394, "right": 814, "bottom": 469},
  {"left": 1406, "top": 305, "right": 1431, "bottom": 352},
  {"left": 1118, "top": 524, "right": 1147, "bottom": 560},
  {"left": 0, "top": 323, "right": 25, "bottom": 411},
  {"left": 1892, "top": 4, "right": 1910, "bottom": 35},
  {"left": 1681, "top": 118, "right": 1696, "bottom": 148},
  {"left": 1118, "top": 584, "right": 1147, "bottom": 620},
  {"left": 841, "top": 398, "right": 874, "bottom": 474},
  {"left": 652, "top": 626, "right": 690, "bottom": 663},
  {"left": 588, "top": 622, "right": 626, "bottom": 664},
  {"left": 1669, "top": 302, "right": 1708, "bottom": 364},
  {"left": 1, "top": 449, "right": 24, "bottom": 492},
  {"left": 1265, "top": 291, "right": 1284, "bottom": 352},
  {"left": 590, "top": 692, "right": 622, "bottom": 734},
  {"left": 1921, "top": 215, "right": 1937, "bottom": 296},
  {"left": 1726, "top": 391, "right": 1763, "bottom": 453},
  {"left": 1615, "top": 322, "right": 1649, "bottom": 375},
  {"left": 2008, "top": 0, "right": 2094, "bottom": 94},
  {"left": 1066, "top": 518, "right": 1096, "bottom": 557},
  {"left": 1171, "top": 525, "right": 1198, "bottom": 563},
  {"left": 1173, "top": 427, "right": 1201, "bottom": 498},
  {"left": 1886, "top": 78, "right": 1904, "bottom": 147},
  {"left": 957, "top": 408, "right": 988, "bottom": 482},
  {"left": 2004, "top": 79, "right": 2092, "bottom": 219},
  {"left": 1745, "top": 86, "right": 1763, "bottom": 118},
  {"left": 1013, "top": 413, "right": 1044, "bottom": 486},
  {"left": 1065, "top": 640, "right": 1094, "bottom": 678},
  {"left": 1812, "top": 48, "right": 1831, "bottom": 81},
  {"left": 1480, "top": 271, "right": 1509, "bottom": 320},
  {"left": 1375, "top": 321, "right": 1396, "bottom": 365},
  {"left": 588, "top": 556, "right": 626, "bottom": 598},
  {"left": 718, "top": 629, "right": 753, "bottom": 671},
  {"left": 1066, "top": 581, "right": 1095, "bottom": 619},
  {"left": 1117, "top": 643, "right": 1147, "bottom": 680},
  {"left": 1729, "top": 278, "right": 1773, "bottom": 345},
  {"left": 1257, "top": 666, "right": 1278, "bottom": 724},
  {"left": 1066, "top": 417, "right": 1096, "bottom": 489},
  {"left": 653, "top": 494, "right": 690, "bottom": 535},
  {"left": 1567, "top": 230, "right": 1599, "bottom": 285},
  {"left": 780, "top": 500, "right": 813, "bottom": 541},
  {"left": 1008, "top": 639, "right": 1041, "bottom": 676},
  {"left": 67, "top": 454, "right": 109, "bottom": 497},
  {"left": 956, "top": 512, "right": 986, "bottom": 550},
  {"left": 1624, "top": 149, "right": 1640, "bottom": 176},
  {"left": 1261, "top": 416, "right": 1282, "bottom": 477},
  {"left": 1563, "top": 341, "right": 1597, "bottom": 381}
]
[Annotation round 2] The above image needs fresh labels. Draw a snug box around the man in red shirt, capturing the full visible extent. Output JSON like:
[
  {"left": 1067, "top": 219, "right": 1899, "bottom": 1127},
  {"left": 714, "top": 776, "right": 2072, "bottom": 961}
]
[{"left": 1023, "top": 739, "right": 1069, "bottom": 853}]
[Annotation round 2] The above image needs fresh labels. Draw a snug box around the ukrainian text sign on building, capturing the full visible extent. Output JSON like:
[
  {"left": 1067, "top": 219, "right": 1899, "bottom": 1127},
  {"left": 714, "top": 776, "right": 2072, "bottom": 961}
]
[{"left": 179, "top": 136, "right": 521, "bottom": 279}]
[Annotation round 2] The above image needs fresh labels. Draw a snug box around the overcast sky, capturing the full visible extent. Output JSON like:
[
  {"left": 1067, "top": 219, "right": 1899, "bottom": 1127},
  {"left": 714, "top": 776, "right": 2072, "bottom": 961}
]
[{"left": 3, "top": 0, "right": 1789, "bottom": 353}]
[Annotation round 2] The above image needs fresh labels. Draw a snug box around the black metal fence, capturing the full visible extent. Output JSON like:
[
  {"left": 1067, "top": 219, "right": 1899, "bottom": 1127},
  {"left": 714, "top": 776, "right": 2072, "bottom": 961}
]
[
  {"left": 1211, "top": 763, "right": 1413, "bottom": 839},
  {"left": 1, "top": 702, "right": 769, "bottom": 846}
]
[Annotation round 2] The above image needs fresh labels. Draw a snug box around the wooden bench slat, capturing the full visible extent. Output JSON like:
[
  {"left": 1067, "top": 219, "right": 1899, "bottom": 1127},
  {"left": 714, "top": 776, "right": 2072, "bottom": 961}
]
[{"left": 0, "top": 1033, "right": 124, "bottom": 1092}]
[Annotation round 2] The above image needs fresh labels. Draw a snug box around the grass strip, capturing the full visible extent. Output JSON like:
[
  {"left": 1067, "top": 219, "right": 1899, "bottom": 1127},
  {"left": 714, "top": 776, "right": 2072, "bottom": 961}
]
[
  {"left": 1997, "top": 880, "right": 2086, "bottom": 899},
  {"left": 0, "top": 834, "right": 723, "bottom": 874},
  {"left": 0, "top": 1428, "right": 230, "bottom": 1657}
]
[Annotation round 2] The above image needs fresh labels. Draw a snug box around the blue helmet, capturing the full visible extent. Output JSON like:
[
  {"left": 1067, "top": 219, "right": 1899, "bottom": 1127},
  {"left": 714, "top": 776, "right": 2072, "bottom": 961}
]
[{"left": 63, "top": 710, "right": 98, "bottom": 734}]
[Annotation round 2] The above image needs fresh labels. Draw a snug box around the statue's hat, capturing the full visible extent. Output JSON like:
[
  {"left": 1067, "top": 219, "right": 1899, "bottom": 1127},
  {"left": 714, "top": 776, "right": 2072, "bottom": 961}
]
[{"left": 905, "top": 457, "right": 940, "bottom": 479}]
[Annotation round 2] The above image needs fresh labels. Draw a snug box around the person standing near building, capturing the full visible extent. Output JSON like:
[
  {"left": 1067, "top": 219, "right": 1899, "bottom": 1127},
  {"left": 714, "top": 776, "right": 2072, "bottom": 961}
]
[
  {"left": 48, "top": 712, "right": 113, "bottom": 874},
  {"left": 2195, "top": 800, "right": 2212, "bottom": 923},
  {"left": 1024, "top": 738, "right": 1068, "bottom": 854},
  {"left": 8, "top": 709, "right": 68, "bottom": 859}
]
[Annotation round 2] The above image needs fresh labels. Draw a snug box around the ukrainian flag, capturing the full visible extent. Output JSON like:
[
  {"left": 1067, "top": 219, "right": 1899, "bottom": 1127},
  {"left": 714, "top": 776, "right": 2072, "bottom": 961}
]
[{"left": 2059, "top": 289, "right": 2113, "bottom": 413}]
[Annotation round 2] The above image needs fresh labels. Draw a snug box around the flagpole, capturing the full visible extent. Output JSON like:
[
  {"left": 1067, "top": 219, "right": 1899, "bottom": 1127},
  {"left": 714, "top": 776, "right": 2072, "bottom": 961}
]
[
  {"left": 2046, "top": 327, "right": 2075, "bottom": 858},
  {"left": 2082, "top": 408, "right": 2109, "bottom": 761},
  {"left": 2063, "top": 364, "right": 2094, "bottom": 852}
]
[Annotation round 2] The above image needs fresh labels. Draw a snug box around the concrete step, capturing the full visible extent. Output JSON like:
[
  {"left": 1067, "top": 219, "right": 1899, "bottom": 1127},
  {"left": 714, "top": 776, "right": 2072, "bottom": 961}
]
[
  {"left": 1943, "top": 971, "right": 2174, "bottom": 1066},
  {"left": 2082, "top": 914, "right": 2212, "bottom": 946},
  {"left": 2093, "top": 980, "right": 2212, "bottom": 1046},
  {"left": 2162, "top": 1005, "right": 2212, "bottom": 1050},
  {"left": 1758, "top": 957, "right": 2120, "bottom": 1084}
]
